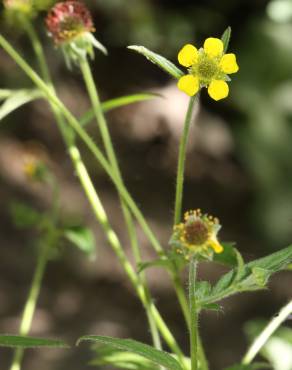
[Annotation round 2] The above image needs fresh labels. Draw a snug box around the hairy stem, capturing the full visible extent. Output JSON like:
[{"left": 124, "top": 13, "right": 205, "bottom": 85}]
[
  {"left": 174, "top": 95, "right": 198, "bottom": 225},
  {"left": 189, "top": 257, "right": 198, "bottom": 370}
]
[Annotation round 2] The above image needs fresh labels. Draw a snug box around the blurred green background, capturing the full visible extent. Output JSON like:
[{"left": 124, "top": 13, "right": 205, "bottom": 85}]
[{"left": 0, "top": 0, "right": 292, "bottom": 369}]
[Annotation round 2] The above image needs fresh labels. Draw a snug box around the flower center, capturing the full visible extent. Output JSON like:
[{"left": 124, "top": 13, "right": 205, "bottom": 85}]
[
  {"left": 198, "top": 56, "right": 218, "bottom": 82},
  {"left": 184, "top": 219, "right": 209, "bottom": 245},
  {"left": 60, "top": 16, "right": 85, "bottom": 35}
]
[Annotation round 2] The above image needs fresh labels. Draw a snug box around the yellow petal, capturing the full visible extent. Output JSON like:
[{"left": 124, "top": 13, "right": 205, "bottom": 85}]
[
  {"left": 208, "top": 80, "right": 229, "bottom": 101},
  {"left": 209, "top": 238, "right": 223, "bottom": 254},
  {"left": 203, "top": 37, "right": 223, "bottom": 58},
  {"left": 220, "top": 53, "right": 239, "bottom": 74},
  {"left": 178, "top": 44, "right": 198, "bottom": 67},
  {"left": 177, "top": 75, "right": 199, "bottom": 96}
]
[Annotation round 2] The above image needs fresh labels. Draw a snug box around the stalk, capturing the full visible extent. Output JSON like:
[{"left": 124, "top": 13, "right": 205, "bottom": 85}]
[
  {"left": 189, "top": 257, "right": 198, "bottom": 370},
  {"left": 20, "top": 28, "right": 163, "bottom": 351},
  {"left": 174, "top": 95, "right": 198, "bottom": 225},
  {"left": 242, "top": 299, "right": 292, "bottom": 365},
  {"left": 9, "top": 182, "right": 59, "bottom": 370},
  {"left": 79, "top": 58, "right": 141, "bottom": 270}
]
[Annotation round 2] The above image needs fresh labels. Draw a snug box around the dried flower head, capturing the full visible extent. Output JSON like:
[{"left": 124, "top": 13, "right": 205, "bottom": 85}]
[
  {"left": 45, "top": 1, "right": 107, "bottom": 65},
  {"left": 172, "top": 209, "right": 223, "bottom": 259},
  {"left": 45, "top": 1, "right": 94, "bottom": 44},
  {"left": 177, "top": 37, "right": 239, "bottom": 100}
]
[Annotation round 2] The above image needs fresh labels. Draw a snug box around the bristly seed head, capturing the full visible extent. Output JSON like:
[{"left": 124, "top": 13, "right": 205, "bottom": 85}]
[
  {"left": 46, "top": 1, "right": 95, "bottom": 44},
  {"left": 172, "top": 209, "right": 223, "bottom": 258}
]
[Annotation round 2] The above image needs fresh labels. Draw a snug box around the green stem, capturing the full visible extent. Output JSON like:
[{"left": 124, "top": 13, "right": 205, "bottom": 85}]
[
  {"left": 174, "top": 95, "right": 198, "bottom": 225},
  {"left": 242, "top": 299, "right": 292, "bottom": 365},
  {"left": 9, "top": 220, "right": 57, "bottom": 370},
  {"left": 189, "top": 257, "right": 198, "bottom": 370},
  {"left": 0, "top": 34, "right": 187, "bottom": 364},
  {"left": 26, "top": 26, "right": 161, "bottom": 351},
  {"left": 172, "top": 274, "right": 208, "bottom": 370},
  {"left": 23, "top": 25, "right": 163, "bottom": 351},
  {"left": 79, "top": 58, "right": 141, "bottom": 269},
  {"left": 0, "top": 33, "right": 164, "bottom": 255}
]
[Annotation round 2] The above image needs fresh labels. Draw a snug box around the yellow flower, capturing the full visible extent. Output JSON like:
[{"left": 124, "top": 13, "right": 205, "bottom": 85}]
[
  {"left": 173, "top": 209, "right": 223, "bottom": 258},
  {"left": 177, "top": 37, "right": 239, "bottom": 100}
]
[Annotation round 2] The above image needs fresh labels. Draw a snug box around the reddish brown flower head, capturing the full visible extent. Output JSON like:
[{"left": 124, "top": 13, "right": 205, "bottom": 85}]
[{"left": 46, "top": 1, "right": 95, "bottom": 44}]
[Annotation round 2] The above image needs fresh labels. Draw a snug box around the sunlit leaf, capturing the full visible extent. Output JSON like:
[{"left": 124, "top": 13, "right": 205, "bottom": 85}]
[
  {"left": 90, "top": 345, "right": 159, "bottom": 370},
  {"left": 128, "top": 45, "right": 184, "bottom": 79},
  {"left": 0, "top": 89, "right": 42, "bottom": 121},
  {"left": 77, "top": 336, "right": 183, "bottom": 370},
  {"left": 80, "top": 93, "right": 159, "bottom": 127},
  {"left": 0, "top": 335, "right": 69, "bottom": 348}
]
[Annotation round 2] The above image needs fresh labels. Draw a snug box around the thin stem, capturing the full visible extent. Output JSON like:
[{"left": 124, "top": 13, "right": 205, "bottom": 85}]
[
  {"left": 242, "top": 299, "right": 292, "bottom": 365},
  {"left": 0, "top": 35, "right": 187, "bottom": 363},
  {"left": 79, "top": 58, "right": 141, "bottom": 272},
  {"left": 189, "top": 257, "right": 198, "bottom": 370},
  {"left": 26, "top": 26, "right": 161, "bottom": 351},
  {"left": 172, "top": 274, "right": 208, "bottom": 370},
  {"left": 0, "top": 34, "right": 164, "bottom": 255},
  {"left": 78, "top": 59, "right": 164, "bottom": 348},
  {"left": 174, "top": 95, "right": 198, "bottom": 225},
  {"left": 9, "top": 221, "right": 57, "bottom": 370}
]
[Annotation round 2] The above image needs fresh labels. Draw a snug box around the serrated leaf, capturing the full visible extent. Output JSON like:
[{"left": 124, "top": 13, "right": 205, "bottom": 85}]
[
  {"left": 251, "top": 267, "right": 271, "bottom": 287},
  {"left": 0, "top": 335, "right": 69, "bottom": 348},
  {"left": 211, "top": 269, "right": 235, "bottom": 296},
  {"left": 213, "top": 242, "right": 238, "bottom": 267},
  {"left": 195, "top": 281, "right": 211, "bottom": 300},
  {"left": 0, "top": 89, "right": 42, "bottom": 121},
  {"left": 80, "top": 93, "right": 159, "bottom": 127},
  {"left": 128, "top": 46, "right": 184, "bottom": 79},
  {"left": 64, "top": 226, "right": 96, "bottom": 259},
  {"left": 221, "top": 27, "right": 232, "bottom": 53},
  {"left": 200, "top": 245, "right": 292, "bottom": 306},
  {"left": 77, "top": 336, "right": 183, "bottom": 370}
]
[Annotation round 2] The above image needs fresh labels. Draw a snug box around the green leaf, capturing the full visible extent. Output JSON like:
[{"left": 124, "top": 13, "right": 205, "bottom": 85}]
[
  {"left": 80, "top": 93, "right": 159, "bottom": 127},
  {"left": 195, "top": 281, "right": 211, "bottom": 300},
  {"left": 234, "top": 248, "right": 245, "bottom": 282},
  {"left": 128, "top": 46, "right": 184, "bottom": 79},
  {"left": 64, "top": 226, "right": 96, "bottom": 259},
  {"left": 213, "top": 242, "right": 238, "bottom": 267},
  {"left": 77, "top": 336, "right": 183, "bottom": 370},
  {"left": 0, "top": 335, "right": 69, "bottom": 348},
  {"left": 199, "top": 245, "right": 292, "bottom": 306},
  {"left": 221, "top": 26, "right": 232, "bottom": 53},
  {"left": 10, "top": 202, "right": 43, "bottom": 229},
  {"left": 90, "top": 345, "right": 159, "bottom": 370},
  {"left": 138, "top": 258, "right": 173, "bottom": 273},
  {"left": 224, "top": 363, "right": 271, "bottom": 370},
  {"left": 0, "top": 89, "right": 42, "bottom": 121}
]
